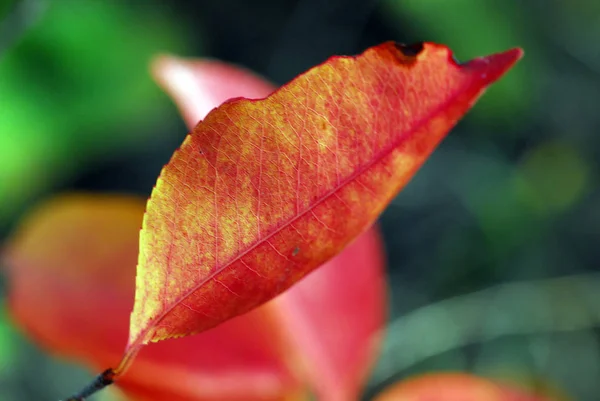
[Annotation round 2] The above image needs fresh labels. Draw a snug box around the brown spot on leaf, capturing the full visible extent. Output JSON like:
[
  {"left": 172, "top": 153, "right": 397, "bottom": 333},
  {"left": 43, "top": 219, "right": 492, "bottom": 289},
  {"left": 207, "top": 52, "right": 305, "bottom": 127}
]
[{"left": 394, "top": 42, "right": 424, "bottom": 58}]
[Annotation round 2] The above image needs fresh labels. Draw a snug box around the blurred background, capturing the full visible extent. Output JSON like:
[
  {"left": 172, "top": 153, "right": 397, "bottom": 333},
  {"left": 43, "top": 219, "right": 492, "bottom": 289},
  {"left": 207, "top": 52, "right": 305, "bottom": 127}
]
[{"left": 0, "top": 0, "right": 599, "bottom": 399}]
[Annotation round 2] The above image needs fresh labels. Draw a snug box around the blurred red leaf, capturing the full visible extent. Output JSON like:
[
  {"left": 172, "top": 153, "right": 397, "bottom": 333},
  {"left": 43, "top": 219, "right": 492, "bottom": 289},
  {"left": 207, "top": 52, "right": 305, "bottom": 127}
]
[
  {"left": 4, "top": 194, "right": 385, "bottom": 401},
  {"left": 3, "top": 196, "right": 301, "bottom": 401},
  {"left": 124, "top": 42, "right": 522, "bottom": 374},
  {"left": 372, "top": 373, "right": 555, "bottom": 401}
]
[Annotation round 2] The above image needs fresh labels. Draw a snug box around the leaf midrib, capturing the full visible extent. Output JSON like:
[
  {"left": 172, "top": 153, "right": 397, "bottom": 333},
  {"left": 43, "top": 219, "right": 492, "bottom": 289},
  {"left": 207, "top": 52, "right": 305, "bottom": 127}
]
[{"left": 133, "top": 79, "right": 473, "bottom": 347}]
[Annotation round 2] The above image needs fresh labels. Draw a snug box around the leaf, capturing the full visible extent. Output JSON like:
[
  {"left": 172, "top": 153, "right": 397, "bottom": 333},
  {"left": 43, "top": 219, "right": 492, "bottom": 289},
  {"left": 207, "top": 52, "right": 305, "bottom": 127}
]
[
  {"left": 151, "top": 55, "right": 387, "bottom": 400},
  {"left": 3, "top": 194, "right": 384, "bottom": 400},
  {"left": 123, "top": 41, "right": 522, "bottom": 370},
  {"left": 151, "top": 56, "right": 275, "bottom": 129},
  {"left": 372, "top": 373, "right": 555, "bottom": 401},
  {"left": 2, "top": 195, "right": 303, "bottom": 401}
]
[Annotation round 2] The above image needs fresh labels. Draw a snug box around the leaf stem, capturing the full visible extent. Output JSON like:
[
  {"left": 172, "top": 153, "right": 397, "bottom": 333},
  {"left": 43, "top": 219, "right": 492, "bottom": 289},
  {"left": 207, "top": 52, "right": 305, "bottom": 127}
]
[
  {"left": 62, "top": 368, "right": 115, "bottom": 401},
  {"left": 114, "top": 344, "right": 142, "bottom": 377}
]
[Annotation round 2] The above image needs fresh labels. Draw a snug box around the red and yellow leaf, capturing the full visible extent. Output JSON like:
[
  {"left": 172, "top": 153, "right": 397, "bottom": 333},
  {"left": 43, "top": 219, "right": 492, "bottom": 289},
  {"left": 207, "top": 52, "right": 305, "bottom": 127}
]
[
  {"left": 124, "top": 41, "right": 522, "bottom": 370},
  {"left": 3, "top": 194, "right": 385, "bottom": 400},
  {"left": 372, "top": 373, "right": 554, "bottom": 401},
  {"left": 152, "top": 56, "right": 386, "bottom": 400}
]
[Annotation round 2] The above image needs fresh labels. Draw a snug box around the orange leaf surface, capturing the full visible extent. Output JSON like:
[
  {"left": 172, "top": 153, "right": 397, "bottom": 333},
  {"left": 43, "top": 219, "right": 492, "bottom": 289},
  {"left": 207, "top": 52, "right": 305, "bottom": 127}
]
[
  {"left": 372, "top": 373, "right": 554, "bottom": 401},
  {"left": 152, "top": 56, "right": 386, "bottom": 401},
  {"left": 124, "top": 41, "right": 523, "bottom": 369},
  {"left": 3, "top": 194, "right": 384, "bottom": 400}
]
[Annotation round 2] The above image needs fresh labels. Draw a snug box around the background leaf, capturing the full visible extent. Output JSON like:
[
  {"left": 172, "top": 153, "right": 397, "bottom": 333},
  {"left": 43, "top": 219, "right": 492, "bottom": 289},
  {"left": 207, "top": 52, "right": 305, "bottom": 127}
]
[
  {"left": 152, "top": 56, "right": 275, "bottom": 128},
  {"left": 372, "top": 373, "right": 557, "bottom": 401},
  {"left": 3, "top": 193, "right": 385, "bottom": 401},
  {"left": 3, "top": 194, "right": 306, "bottom": 401}
]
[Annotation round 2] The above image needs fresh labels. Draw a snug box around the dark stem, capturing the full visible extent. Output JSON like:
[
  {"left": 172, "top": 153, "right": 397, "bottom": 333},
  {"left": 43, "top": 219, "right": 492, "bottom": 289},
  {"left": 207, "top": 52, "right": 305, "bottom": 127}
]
[{"left": 62, "top": 368, "right": 115, "bottom": 401}]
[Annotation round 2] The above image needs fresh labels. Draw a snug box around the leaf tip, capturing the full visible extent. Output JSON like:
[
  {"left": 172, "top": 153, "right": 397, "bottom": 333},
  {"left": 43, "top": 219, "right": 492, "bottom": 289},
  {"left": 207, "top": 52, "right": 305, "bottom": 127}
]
[
  {"left": 487, "top": 46, "right": 524, "bottom": 67},
  {"left": 464, "top": 46, "right": 525, "bottom": 82},
  {"left": 150, "top": 53, "right": 191, "bottom": 92}
]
